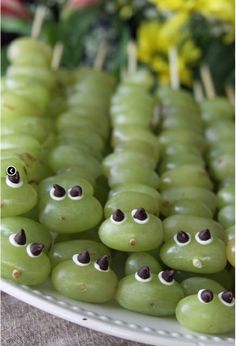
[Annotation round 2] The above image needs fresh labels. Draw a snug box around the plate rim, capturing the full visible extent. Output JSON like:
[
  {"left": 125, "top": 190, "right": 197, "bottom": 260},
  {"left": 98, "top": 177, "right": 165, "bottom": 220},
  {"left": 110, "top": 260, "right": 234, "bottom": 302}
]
[{"left": 1, "top": 278, "right": 235, "bottom": 346}]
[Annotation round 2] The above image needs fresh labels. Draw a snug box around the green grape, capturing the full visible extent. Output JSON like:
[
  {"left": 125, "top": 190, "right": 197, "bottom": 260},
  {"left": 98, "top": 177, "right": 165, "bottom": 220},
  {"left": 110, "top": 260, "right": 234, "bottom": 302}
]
[
  {"left": 51, "top": 255, "right": 118, "bottom": 303},
  {"left": 207, "top": 142, "right": 234, "bottom": 161},
  {"left": 159, "top": 129, "right": 206, "bottom": 153},
  {"left": 7, "top": 37, "right": 52, "bottom": 67},
  {"left": 116, "top": 269, "right": 184, "bottom": 316},
  {"left": 99, "top": 209, "right": 163, "bottom": 252},
  {"left": 164, "top": 143, "right": 203, "bottom": 157},
  {"left": 159, "top": 154, "right": 205, "bottom": 174},
  {"left": 161, "top": 199, "right": 213, "bottom": 218},
  {"left": 48, "top": 144, "right": 101, "bottom": 180},
  {"left": 110, "top": 183, "right": 161, "bottom": 201},
  {"left": 176, "top": 290, "right": 235, "bottom": 334},
  {"left": 160, "top": 230, "right": 226, "bottom": 273},
  {"left": 210, "top": 153, "right": 235, "bottom": 181},
  {"left": 159, "top": 165, "right": 213, "bottom": 191},
  {"left": 1, "top": 216, "right": 52, "bottom": 252},
  {"left": 161, "top": 114, "right": 204, "bottom": 133},
  {"left": 49, "top": 239, "right": 111, "bottom": 268},
  {"left": 181, "top": 277, "right": 225, "bottom": 295},
  {"left": 125, "top": 253, "right": 162, "bottom": 275},
  {"left": 161, "top": 187, "right": 216, "bottom": 213},
  {"left": 224, "top": 225, "right": 235, "bottom": 242},
  {"left": 1, "top": 165, "right": 37, "bottom": 216},
  {"left": 1, "top": 91, "right": 42, "bottom": 117},
  {"left": 123, "top": 69, "right": 155, "bottom": 89},
  {"left": 108, "top": 163, "right": 159, "bottom": 189},
  {"left": 217, "top": 185, "right": 235, "bottom": 208},
  {"left": 115, "top": 140, "right": 159, "bottom": 163},
  {"left": 217, "top": 205, "right": 235, "bottom": 228},
  {"left": 111, "top": 106, "right": 155, "bottom": 128},
  {"left": 54, "top": 228, "right": 100, "bottom": 243},
  {"left": 201, "top": 97, "right": 234, "bottom": 123},
  {"left": 1, "top": 134, "right": 41, "bottom": 158},
  {"left": 1, "top": 233, "right": 51, "bottom": 285},
  {"left": 205, "top": 121, "right": 234, "bottom": 145},
  {"left": 39, "top": 176, "right": 103, "bottom": 233},
  {"left": 104, "top": 191, "right": 160, "bottom": 218},
  {"left": 158, "top": 86, "right": 199, "bottom": 109},
  {"left": 226, "top": 239, "right": 235, "bottom": 267},
  {"left": 163, "top": 215, "right": 224, "bottom": 241}
]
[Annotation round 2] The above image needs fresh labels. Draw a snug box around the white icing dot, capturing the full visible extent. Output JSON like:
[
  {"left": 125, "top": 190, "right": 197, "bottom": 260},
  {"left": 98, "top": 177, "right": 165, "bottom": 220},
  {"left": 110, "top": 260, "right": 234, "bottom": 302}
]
[
  {"left": 72, "top": 254, "right": 90, "bottom": 267},
  {"left": 94, "top": 261, "right": 110, "bottom": 273},
  {"left": 173, "top": 232, "right": 191, "bottom": 246},
  {"left": 67, "top": 188, "right": 84, "bottom": 200},
  {"left": 6, "top": 176, "right": 23, "bottom": 188},
  {"left": 158, "top": 271, "right": 175, "bottom": 286},
  {"left": 8, "top": 233, "right": 26, "bottom": 247},
  {"left": 218, "top": 292, "right": 235, "bottom": 307},
  {"left": 192, "top": 257, "right": 203, "bottom": 268},
  {"left": 195, "top": 232, "right": 213, "bottom": 245},
  {"left": 49, "top": 187, "right": 66, "bottom": 201},
  {"left": 135, "top": 272, "right": 153, "bottom": 283},
  {"left": 131, "top": 209, "right": 150, "bottom": 224}
]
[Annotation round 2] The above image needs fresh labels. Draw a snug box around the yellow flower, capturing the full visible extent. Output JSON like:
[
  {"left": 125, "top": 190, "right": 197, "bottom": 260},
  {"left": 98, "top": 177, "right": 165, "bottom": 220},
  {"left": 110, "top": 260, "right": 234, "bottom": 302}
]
[
  {"left": 197, "top": 0, "right": 234, "bottom": 23},
  {"left": 149, "top": 0, "right": 197, "bottom": 12},
  {"left": 137, "top": 21, "right": 160, "bottom": 63}
]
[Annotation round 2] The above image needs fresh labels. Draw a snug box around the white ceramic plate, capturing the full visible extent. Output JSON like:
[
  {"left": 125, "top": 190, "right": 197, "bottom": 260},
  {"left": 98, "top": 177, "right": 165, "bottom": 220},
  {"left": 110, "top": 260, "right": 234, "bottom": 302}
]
[{"left": 1, "top": 278, "right": 234, "bottom": 346}]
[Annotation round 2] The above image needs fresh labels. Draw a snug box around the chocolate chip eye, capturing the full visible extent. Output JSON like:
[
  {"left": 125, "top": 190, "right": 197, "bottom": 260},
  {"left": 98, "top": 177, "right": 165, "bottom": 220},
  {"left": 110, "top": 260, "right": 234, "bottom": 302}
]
[
  {"left": 94, "top": 255, "right": 109, "bottom": 272},
  {"left": 26, "top": 243, "right": 44, "bottom": 258},
  {"left": 9, "top": 229, "right": 27, "bottom": 247},
  {"left": 6, "top": 171, "right": 23, "bottom": 188},
  {"left": 198, "top": 289, "right": 214, "bottom": 303},
  {"left": 158, "top": 270, "right": 175, "bottom": 286},
  {"left": 218, "top": 291, "right": 235, "bottom": 307},
  {"left": 135, "top": 266, "right": 152, "bottom": 282},
  {"left": 131, "top": 208, "right": 149, "bottom": 224},
  {"left": 50, "top": 184, "right": 66, "bottom": 200},
  {"left": 73, "top": 251, "right": 90, "bottom": 266},
  {"left": 68, "top": 185, "right": 83, "bottom": 200},
  {"left": 174, "top": 231, "right": 191, "bottom": 246},
  {"left": 195, "top": 229, "right": 213, "bottom": 245},
  {"left": 111, "top": 209, "right": 126, "bottom": 224}
]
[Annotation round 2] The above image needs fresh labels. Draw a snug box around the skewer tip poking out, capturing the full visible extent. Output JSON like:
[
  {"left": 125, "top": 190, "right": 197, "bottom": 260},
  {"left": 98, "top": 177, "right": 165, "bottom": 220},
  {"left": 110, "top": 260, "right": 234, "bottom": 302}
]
[
  {"left": 51, "top": 42, "right": 64, "bottom": 70},
  {"left": 225, "top": 85, "right": 235, "bottom": 105},
  {"left": 193, "top": 81, "right": 205, "bottom": 103},
  {"left": 200, "top": 64, "right": 216, "bottom": 99},
  {"left": 31, "top": 6, "right": 47, "bottom": 39},
  {"left": 94, "top": 40, "right": 108, "bottom": 70},
  {"left": 168, "top": 46, "right": 180, "bottom": 90},
  {"left": 127, "top": 41, "right": 137, "bottom": 78}
]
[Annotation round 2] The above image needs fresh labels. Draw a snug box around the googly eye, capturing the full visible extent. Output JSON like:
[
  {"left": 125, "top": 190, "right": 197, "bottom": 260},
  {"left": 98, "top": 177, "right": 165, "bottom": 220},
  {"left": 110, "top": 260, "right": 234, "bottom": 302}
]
[
  {"left": 50, "top": 184, "right": 66, "bottom": 201},
  {"left": 158, "top": 270, "right": 175, "bottom": 286},
  {"left": 174, "top": 231, "right": 191, "bottom": 246},
  {"left": 195, "top": 229, "right": 213, "bottom": 245},
  {"left": 197, "top": 289, "right": 214, "bottom": 304},
  {"left": 94, "top": 255, "right": 110, "bottom": 272},
  {"left": 131, "top": 208, "right": 149, "bottom": 224},
  {"left": 72, "top": 251, "right": 90, "bottom": 267},
  {"left": 6, "top": 170, "right": 23, "bottom": 188},
  {"left": 218, "top": 291, "right": 235, "bottom": 307},
  {"left": 26, "top": 243, "right": 44, "bottom": 258},
  {"left": 135, "top": 266, "right": 152, "bottom": 283},
  {"left": 68, "top": 185, "right": 83, "bottom": 200},
  {"left": 9, "top": 229, "right": 26, "bottom": 247},
  {"left": 110, "top": 209, "right": 126, "bottom": 224}
]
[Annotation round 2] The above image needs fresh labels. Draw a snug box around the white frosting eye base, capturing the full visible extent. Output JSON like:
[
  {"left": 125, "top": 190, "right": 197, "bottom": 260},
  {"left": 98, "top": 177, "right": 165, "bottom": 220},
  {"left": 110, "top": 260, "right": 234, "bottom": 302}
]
[
  {"left": 173, "top": 233, "right": 191, "bottom": 246},
  {"left": 195, "top": 232, "right": 213, "bottom": 245},
  {"left": 131, "top": 209, "right": 150, "bottom": 224},
  {"left": 8, "top": 233, "right": 26, "bottom": 247},
  {"left": 94, "top": 262, "right": 110, "bottom": 273},
  {"left": 67, "top": 188, "right": 84, "bottom": 200},
  {"left": 158, "top": 271, "right": 175, "bottom": 286},
  {"left": 110, "top": 214, "right": 127, "bottom": 225},
  {"left": 26, "top": 244, "right": 42, "bottom": 258},
  {"left": 135, "top": 272, "right": 153, "bottom": 283},
  {"left": 49, "top": 188, "right": 66, "bottom": 201},
  {"left": 72, "top": 254, "right": 90, "bottom": 267},
  {"left": 6, "top": 176, "right": 23, "bottom": 188},
  {"left": 218, "top": 292, "right": 235, "bottom": 307}
]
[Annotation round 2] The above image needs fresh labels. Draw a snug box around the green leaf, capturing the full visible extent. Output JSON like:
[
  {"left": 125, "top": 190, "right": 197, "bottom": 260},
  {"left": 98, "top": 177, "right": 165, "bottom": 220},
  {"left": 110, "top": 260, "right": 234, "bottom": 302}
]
[{"left": 1, "top": 17, "right": 31, "bottom": 35}]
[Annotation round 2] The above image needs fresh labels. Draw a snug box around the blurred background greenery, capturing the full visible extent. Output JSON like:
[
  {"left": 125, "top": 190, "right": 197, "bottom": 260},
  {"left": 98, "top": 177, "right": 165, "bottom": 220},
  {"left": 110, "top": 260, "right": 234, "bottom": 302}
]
[{"left": 1, "top": 0, "right": 235, "bottom": 93}]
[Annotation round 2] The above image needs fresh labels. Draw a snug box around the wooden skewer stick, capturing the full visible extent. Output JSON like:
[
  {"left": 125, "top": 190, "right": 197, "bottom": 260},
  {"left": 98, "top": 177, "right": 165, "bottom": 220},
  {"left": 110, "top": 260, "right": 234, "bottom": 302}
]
[
  {"left": 94, "top": 40, "right": 108, "bottom": 70},
  {"left": 225, "top": 85, "right": 235, "bottom": 105},
  {"left": 200, "top": 64, "right": 215, "bottom": 99},
  {"left": 127, "top": 41, "right": 137, "bottom": 78},
  {"left": 51, "top": 42, "right": 64, "bottom": 70},
  {"left": 168, "top": 47, "right": 180, "bottom": 90},
  {"left": 31, "top": 6, "right": 47, "bottom": 38},
  {"left": 193, "top": 81, "right": 205, "bottom": 103}
]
